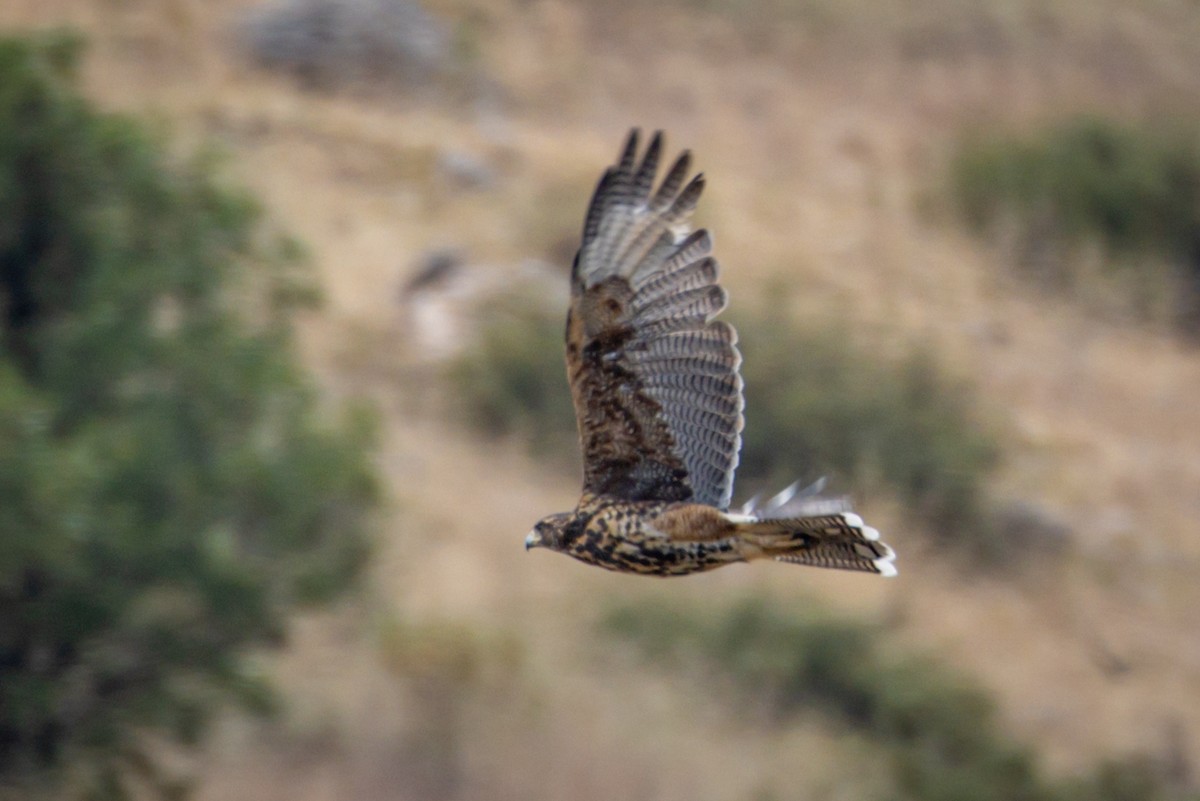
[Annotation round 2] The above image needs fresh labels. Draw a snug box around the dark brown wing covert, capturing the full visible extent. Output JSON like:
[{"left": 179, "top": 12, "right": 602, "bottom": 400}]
[{"left": 566, "top": 130, "right": 745, "bottom": 508}]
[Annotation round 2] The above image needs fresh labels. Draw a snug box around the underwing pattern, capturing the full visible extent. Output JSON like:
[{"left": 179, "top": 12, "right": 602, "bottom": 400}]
[{"left": 526, "top": 130, "right": 897, "bottom": 578}]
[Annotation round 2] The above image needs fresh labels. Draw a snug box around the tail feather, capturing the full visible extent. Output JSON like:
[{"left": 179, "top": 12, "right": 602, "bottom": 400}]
[
  {"left": 735, "top": 512, "right": 897, "bottom": 576},
  {"left": 739, "top": 477, "right": 851, "bottom": 518}
]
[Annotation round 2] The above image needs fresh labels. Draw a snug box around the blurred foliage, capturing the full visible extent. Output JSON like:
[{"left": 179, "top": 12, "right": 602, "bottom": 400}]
[
  {"left": 951, "top": 116, "right": 1200, "bottom": 333},
  {"left": 375, "top": 614, "right": 524, "bottom": 801},
  {"left": 0, "top": 32, "right": 377, "bottom": 800},
  {"left": 445, "top": 293, "right": 577, "bottom": 459},
  {"left": 378, "top": 613, "right": 523, "bottom": 687},
  {"left": 734, "top": 309, "right": 1002, "bottom": 562},
  {"left": 605, "top": 598, "right": 1199, "bottom": 801},
  {"left": 1065, "top": 756, "right": 1195, "bottom": 801}
]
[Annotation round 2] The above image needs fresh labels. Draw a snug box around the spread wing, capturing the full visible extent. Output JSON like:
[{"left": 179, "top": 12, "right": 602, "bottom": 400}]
[{"left": 565, "top": 130, "right": 744, "bottom": 509}]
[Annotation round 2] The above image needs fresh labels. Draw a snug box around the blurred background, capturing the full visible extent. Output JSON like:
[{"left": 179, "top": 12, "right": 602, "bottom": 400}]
[{"left": 2, "top": 0, "right": 1199, "bottom": 799}]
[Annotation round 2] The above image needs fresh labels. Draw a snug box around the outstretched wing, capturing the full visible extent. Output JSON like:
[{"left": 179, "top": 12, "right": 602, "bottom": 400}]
[{"left": 565, "top": 129, "right": 744, "bottom": 509}]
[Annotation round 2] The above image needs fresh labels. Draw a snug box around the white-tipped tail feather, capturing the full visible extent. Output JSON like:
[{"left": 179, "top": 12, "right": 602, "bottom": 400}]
[
  {"left": 730, "top": 487, "right": 897, "bottom": 576},
  {"left": 858, "top": 526, "right": 898, "bottom": 577}
]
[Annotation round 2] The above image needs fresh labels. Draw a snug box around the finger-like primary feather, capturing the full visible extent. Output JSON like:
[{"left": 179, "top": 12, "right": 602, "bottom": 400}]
[
  {"left": 568, "top": 130, "right": 743, "bottom": 509},
  {"left": 532, "top": 129, "right": 897, "bottom": 580}
]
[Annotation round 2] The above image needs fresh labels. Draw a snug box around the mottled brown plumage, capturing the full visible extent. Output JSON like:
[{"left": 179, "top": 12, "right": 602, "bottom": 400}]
[{"left": 526, "top": 130, "right": 897, "bottom": 578}]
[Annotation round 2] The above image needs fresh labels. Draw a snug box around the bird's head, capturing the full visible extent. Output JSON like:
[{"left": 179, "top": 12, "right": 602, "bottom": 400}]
[{"left": 525, "top": 512, "right": 573, "bottom": 552}]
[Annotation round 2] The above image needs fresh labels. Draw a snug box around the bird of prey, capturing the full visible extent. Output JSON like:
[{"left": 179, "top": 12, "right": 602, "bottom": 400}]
[{"left": 525, "top": 130, "right": 896, "bottom": 578}]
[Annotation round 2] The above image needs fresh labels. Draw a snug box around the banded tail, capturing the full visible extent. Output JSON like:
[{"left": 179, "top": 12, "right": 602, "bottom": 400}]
[{"left": 731, "top": 510, "right": 897, "bottom": 576}]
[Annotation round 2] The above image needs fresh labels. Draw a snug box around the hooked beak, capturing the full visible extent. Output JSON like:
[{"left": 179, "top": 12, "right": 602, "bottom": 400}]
[{"left": 525, "top": 529, "right": 541, "bottom": 551}]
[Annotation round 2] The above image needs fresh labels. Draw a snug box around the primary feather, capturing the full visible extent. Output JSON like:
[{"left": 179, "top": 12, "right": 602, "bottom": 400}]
[
  {"left": 569, "top": 129, "right": 743, "bottom": 510},
  {"left": 527, "top": 129, "right": 897, "bottom": 579}
]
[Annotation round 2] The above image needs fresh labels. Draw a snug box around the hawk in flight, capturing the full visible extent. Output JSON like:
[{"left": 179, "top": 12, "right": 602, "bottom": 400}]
[{"left": 525, "top": 130, "right": 896, "bottom": 578}]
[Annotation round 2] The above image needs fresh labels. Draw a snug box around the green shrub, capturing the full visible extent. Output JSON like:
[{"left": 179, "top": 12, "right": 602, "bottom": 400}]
[
  {"left": 735, "top": 311, "right": 1001, "bottom": 561},
  {"left": 950, "top": 116, "right": 1200, "bottom": 331},
  {"left": 605, "top": 599, "right": 1195, "bottom": 801},
  {"left": 1060, "top": 756, "right": 1198, "bottom": 801},
  {"left": 445, "top": 293, "right": 578, "bottom": 459},
  {"left": 0, "top": 32, "right": 377, "bottom": 800},
  {"left": 605, "top": 598, "right": 1051, "bottom": 801}
]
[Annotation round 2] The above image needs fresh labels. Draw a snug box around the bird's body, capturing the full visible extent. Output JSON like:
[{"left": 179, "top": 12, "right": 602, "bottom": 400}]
[
  {"left": 526, "top": 130, "right": 897, "bottom": 578},
  {"left": 534, "top": 493, "right": 891, "bottom": 577},
  {"left": 539, "top": 494, "right": 742, "bottom": 577}
]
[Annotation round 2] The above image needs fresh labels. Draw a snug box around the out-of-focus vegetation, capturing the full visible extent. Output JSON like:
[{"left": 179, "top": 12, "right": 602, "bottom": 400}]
[
  {"left": 0, "top": 33, "right": 377, "bottom": 800},
  {"left": 734, "top": 310, "right": 1002, "bottom": 562},
  {"left": 445, "top": 294, "right": 576, "bottom": 458},
  {"left": 605, "top": 598, "right": 1198, "bottom": 801},
  {"left": 447, "top": 295, "right": 1006, "bottom": 562},
  {"left": 374, "top": 615, "right": 524, "bottom": 801},
  {"left": 951, "top": 116, "right": 1200, "bottom": 333}
]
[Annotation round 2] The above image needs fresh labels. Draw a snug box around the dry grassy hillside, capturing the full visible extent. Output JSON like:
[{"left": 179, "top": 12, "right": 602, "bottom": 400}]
[{"left": 4, "top": 0, "right": 1200, "bottom": 798}]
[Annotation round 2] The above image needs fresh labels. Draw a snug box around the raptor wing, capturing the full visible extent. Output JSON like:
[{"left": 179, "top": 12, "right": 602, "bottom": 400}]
[{"left": 566, "top": 130, "right": 744, "bottom": 508}]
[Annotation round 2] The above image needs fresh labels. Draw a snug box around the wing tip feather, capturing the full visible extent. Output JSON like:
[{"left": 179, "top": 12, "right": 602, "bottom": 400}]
[{"left": 572, "top": 130, "right": 746, "bottom": 510}]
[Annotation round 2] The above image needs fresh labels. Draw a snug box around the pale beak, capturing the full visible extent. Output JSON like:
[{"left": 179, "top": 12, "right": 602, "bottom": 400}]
[{"left": 525, "top": 530, "right": 540, "bottom": 551}]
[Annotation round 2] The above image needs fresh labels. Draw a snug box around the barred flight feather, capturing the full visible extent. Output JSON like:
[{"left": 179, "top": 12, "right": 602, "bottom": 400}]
[
  {"left": 631, "top": 258, "right": 719, "bottom": 311},
  {"left": 527, "top": 129, "right": 896, "bottom": 580}
]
